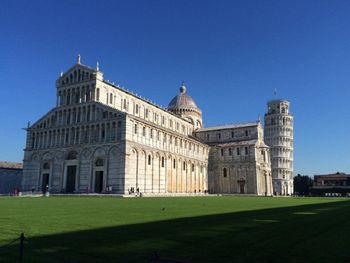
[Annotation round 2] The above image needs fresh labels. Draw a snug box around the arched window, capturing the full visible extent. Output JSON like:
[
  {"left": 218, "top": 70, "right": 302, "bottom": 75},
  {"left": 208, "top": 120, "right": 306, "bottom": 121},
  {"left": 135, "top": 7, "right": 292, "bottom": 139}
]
[
  {"left": 96, "top": 88, "right": 100, "bottom": 101},
  {"left": 110, "top": 93, "right": 113, "bottom": 104},
  {"left": 43, "top": 162, "right": 50, "bottom": 169},
  {"left": 95, "top": 158, "right": 104, "bottom": 167},
  {"left": 134, "top": 124, "right": 138, "bottom": 134},
  {"left": 148, "top": 155, "right": 151, "bottom": 165},
  {"left": 223, "top": 168, "right": 227, "bottom": 177},
  {"left": 75, "top": 91, "right": 79, "bottom": 103},
  {"left": 183, "top": 161, "right": 186, "bottom": 171},
  {"left": 101, "top": 128, "right": 105, "bottom": 139},
  {"left": 161, "top": 157, "right": 165, "bottom": 167},
  {"left": 86, "top": 90, "right": 90, "bottom": 101},
  {"left": 173, "top": 159, "right": 176, "bottom": 169},
  {"left": 143, "top": 127, "right": 146, "bottom": 136},
  {"left": 66, "top": 93, "right": 71, "bottom": 105},
  {"left": 123, "top": 99, "right": 127, "bottom": 110}
]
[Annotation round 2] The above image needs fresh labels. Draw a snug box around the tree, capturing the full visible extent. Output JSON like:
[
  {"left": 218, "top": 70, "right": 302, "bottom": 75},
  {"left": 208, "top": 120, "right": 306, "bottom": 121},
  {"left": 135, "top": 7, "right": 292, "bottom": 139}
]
[{"left": 294, "top": 174, "right": 313, "bottom": 196}]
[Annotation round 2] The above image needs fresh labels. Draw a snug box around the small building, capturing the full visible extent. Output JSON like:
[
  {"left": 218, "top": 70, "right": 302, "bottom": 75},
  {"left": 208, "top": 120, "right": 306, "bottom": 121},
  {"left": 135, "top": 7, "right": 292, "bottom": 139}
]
[
  {"left": 310, "top": 172, "right": 350, "bottom": 196},
  {"left": 0, "top": 162, "right": 23, "bottom": 195}
]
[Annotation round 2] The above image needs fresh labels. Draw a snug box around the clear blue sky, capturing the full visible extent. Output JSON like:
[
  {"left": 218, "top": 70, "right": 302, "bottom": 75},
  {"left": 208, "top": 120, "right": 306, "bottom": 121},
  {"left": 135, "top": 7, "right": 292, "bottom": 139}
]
[{"left": 0, "top": 0, "right": 349, "bottom": 175}]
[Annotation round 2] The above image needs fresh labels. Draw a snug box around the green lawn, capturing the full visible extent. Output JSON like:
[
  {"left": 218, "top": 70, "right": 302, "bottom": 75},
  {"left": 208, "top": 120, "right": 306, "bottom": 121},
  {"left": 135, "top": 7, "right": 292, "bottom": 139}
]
[{"left": 0, "top": 196, "right": 349, "bottom": 262}]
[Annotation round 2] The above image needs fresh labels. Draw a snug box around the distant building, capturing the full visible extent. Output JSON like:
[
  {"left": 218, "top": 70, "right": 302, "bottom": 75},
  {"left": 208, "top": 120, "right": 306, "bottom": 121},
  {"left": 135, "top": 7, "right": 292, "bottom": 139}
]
[
  {"left": 0, "top": 162, "right": 23, "bottom": 194},
  {"left": 311, "top": 172, "right": 350, "bottom": 196}
]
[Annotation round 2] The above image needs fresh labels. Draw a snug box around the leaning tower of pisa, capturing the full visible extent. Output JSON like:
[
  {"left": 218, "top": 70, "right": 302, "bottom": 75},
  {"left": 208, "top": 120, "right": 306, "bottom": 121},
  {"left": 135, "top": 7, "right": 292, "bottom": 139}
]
[{"left": 264, "top": 100, "right": 294, "bottom": 195}]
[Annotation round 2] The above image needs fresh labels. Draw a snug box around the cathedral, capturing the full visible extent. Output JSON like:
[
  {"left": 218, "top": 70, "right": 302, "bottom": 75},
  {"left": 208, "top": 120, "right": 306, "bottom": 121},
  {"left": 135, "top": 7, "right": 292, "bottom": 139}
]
[{"left": 22, "top": 56, "right": 294, "bottom": 196}]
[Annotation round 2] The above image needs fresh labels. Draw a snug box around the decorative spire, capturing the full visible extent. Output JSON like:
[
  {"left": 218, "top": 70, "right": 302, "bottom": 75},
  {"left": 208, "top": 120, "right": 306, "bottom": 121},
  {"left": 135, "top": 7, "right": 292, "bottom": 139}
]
[
  {"left": 180, "top": 81, "right": 186, "bottom": 93},
  {"left": 77, "top": 54, "right": 81, "bottom": 64},
  {"left": 96, "top": 61, "right": 99, "bottom": 71},
  {"left": 60, "top": 71, "right": 63, "bottom": 77},
  {"left": 258, "top": 114, "right": 261, "bottom": 123},
  {"left": 274, "top": 88, "right": 277, "bottom": 97}
]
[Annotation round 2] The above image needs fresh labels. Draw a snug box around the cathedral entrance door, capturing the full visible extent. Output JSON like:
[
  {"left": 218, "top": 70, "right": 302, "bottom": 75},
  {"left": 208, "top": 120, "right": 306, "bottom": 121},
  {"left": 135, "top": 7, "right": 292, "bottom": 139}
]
[
  {"left": 94, "top": 171, "right": 104, "bottom": 193},
  {"left": 240, "top": 183, "right": 245, "bottom": 194},
  {"left": 66, "top": 166, "right": 77, "bottom": 193},
  {"left": 41, "top": 173, "right": 49, "bottom": 193},
  {"left": 238, "top": 180, "right": 245, "bottom": 194}
]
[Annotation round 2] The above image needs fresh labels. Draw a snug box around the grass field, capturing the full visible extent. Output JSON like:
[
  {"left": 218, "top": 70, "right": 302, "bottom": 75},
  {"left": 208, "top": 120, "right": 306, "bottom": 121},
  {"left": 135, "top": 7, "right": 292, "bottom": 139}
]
[{"left": 0, "top": 196, "right": 349, "bottom": 262}]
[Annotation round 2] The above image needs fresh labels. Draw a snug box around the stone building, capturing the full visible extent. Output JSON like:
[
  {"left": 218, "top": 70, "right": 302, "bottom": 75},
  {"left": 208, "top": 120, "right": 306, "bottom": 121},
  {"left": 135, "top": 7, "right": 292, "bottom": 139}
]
[
  {"left": 0, "top": 162, "right": 23, "bottom": 194},
  {"left": 310, "top": 172, "right": 350, "bottom": 196},
  {"left": 22, "top": 56, "right": 288, "bottom": 196},
  {"left": 194, "top": 122, "right": 273, "bottom": 195},
  {"left": 264, "top": 100, "right": 294, "bottom": 195},
  {"left": 22, "top": 56, "right": 208, "bottom": 194}
]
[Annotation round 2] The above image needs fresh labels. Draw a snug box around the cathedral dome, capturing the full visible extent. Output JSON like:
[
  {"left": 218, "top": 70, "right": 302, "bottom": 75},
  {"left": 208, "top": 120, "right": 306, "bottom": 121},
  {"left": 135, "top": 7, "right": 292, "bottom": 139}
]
[{"left": 168, "top": 84, "right": 199, "bottom": 111}]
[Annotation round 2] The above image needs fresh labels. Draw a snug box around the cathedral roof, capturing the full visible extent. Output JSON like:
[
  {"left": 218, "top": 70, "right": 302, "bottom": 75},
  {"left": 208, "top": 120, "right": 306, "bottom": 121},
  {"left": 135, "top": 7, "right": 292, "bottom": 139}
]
[
  {"left": 196, "top": 122, "right": 259, "bottom": 132},
  {"left": 167, "top": 84, "right": 200, "bottom": 111}
]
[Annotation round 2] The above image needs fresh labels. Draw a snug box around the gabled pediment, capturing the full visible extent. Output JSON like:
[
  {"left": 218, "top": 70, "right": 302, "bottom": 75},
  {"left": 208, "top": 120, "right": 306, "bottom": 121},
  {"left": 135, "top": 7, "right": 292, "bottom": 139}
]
[{"left": 56, "top": 63, "right": 98, "bottom": 86}]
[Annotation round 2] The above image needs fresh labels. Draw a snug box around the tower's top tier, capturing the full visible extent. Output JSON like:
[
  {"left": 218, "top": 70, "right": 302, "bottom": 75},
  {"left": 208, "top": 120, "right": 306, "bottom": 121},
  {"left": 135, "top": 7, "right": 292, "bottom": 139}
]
[{"left": 266, "top": 99, "right": 291, "bottom": 115}]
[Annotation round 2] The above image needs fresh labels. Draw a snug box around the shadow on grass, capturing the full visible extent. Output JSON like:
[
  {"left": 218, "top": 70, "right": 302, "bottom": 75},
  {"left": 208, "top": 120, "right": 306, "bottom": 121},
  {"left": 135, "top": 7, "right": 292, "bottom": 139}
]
[{"left": 1, "top": 199, "right": 350, "bottom": 263}]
